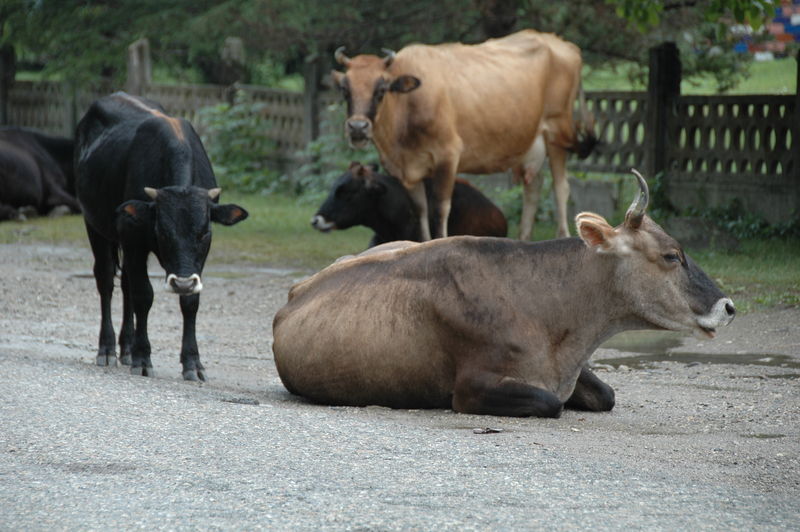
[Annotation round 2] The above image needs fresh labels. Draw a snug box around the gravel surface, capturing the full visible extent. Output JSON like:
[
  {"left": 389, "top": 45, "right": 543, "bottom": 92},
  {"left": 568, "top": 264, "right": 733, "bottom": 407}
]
[{"left": 1, "top": 242, "right": 798, "bottom": 530}]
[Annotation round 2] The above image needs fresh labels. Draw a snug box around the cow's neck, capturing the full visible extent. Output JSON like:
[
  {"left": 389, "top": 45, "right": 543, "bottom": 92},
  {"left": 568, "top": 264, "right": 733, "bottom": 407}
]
[
  {"left": 367, "top": 176, "right": 422, "bottom": 242},
  {"left": 519, "top": 240, "right": 638, "bottom": 367}
]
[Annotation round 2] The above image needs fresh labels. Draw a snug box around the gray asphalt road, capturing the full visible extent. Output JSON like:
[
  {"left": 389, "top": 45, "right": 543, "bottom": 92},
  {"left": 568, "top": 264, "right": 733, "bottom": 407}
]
[{"left": 1, "top": 243, "right": 798, "bottom": 530}]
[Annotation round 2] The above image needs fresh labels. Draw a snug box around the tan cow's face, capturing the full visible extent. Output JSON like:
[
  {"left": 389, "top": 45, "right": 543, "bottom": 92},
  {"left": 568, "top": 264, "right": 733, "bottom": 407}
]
[
  {"left": 331, "top": 50, "right": 420, "bottom": 149},
  {"left": 576, "top": 172, "right": 735, "bottom": 338}
]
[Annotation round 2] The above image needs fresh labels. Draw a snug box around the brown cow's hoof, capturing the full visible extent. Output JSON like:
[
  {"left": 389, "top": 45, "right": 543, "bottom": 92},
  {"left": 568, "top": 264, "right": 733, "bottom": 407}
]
[
  {"left": 182, "top": 369, "right": 206, "bottom": 382},
  {"left": 131, "top": 366, "right": 154, "bottom": 377},
  {"left": 95, "top": 353, "right": 117, "bottom": 367}
]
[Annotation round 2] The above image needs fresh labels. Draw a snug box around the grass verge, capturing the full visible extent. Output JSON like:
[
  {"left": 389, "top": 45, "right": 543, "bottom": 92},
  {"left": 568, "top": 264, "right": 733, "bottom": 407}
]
[{"left": 1, "top": 192, "right": 797, "bottom": 313}]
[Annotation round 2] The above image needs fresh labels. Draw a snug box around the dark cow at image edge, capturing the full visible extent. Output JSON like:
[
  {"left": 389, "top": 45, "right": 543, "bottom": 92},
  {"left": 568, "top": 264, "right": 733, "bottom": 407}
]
[{"left": 0, "top": 127, "right": 80, "bottom": 221}]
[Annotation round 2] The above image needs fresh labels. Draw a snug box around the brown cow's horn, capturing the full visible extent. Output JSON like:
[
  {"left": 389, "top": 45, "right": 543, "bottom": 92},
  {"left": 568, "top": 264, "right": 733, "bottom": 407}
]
[
  {"left": 334, "top": 46, "right": 351, "bottom": 66},
  {"left": 624, "top": 168, "right": 649, "bottom": 229},
  {"left": 382, "top": 48, "right": 396, "bottom": 67},
  {"left": 208, "top": 188, "right": 221, "bottom": 200},
  {"left": 144, "top": 187, "right": 158, "bottom": 200}
]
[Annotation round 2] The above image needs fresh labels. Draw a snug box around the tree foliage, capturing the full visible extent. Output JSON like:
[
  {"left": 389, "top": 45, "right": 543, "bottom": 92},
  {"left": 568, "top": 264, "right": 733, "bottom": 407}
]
[{"left": 1, "top": 0, "right": 781, "bottom": 91}]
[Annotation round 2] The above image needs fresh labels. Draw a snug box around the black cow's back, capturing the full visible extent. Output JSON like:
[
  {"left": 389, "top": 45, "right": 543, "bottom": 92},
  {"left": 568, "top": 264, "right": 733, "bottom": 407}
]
[{"left": 75, "top": 92, "right": 216, "bottom": 240}]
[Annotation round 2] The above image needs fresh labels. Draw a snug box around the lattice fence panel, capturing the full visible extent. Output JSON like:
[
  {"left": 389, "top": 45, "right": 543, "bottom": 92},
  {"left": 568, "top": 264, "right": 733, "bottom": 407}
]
[
  {"left": 667, "top": 95, "right": 794, "bottom": 178},
  {"left": 572, "top": 91, "right": 647, "bottom": 174}
]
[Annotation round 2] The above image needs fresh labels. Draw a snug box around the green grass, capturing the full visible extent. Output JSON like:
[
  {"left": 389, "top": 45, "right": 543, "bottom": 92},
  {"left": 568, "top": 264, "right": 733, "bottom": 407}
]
[
  {"left": 2, "top": 192, "right": 797, "bottom": 313},
  {"left": 582, "top": 58, "right": 797, "bottom": 94}
]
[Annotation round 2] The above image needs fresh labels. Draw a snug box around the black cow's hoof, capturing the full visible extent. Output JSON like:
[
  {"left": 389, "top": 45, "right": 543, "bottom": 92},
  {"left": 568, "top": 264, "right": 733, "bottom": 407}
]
[
  {"left": 182, "top": 369, "right": 206, "bottom": 382},
  {"left": 131, "top": 366, "right": 154, "bottom": 377},
  {"left": 119, "top": 349, "right": 132, "bottom": 366},
  {"left": 96, "top": 353, "right": 117, "bottom": 367}
]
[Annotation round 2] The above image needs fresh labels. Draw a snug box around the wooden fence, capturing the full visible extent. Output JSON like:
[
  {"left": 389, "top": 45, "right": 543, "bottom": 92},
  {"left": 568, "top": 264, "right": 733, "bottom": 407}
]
[{"left": 3, "top": 44, "right": 799, "bottom": 223}]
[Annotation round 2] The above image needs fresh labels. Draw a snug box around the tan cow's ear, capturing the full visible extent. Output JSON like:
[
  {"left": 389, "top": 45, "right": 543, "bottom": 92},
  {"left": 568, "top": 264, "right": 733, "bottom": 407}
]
[
  {"left": 330, "top": 70, "right": 345, "bottom": 88},
  {"left": 576, "top": 212, "right": 616, "bottom": 250}
]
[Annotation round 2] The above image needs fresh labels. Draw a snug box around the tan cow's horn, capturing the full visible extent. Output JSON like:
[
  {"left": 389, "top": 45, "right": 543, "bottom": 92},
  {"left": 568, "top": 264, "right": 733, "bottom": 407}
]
[
  {"left": 334, "top": 46, "right": 351, "bottom": 66},
  {"left": 624, "top": 168, "right": 649, "bottom": 229},
  {"left": 208, "top": 188, "right": 221, "bottom": 200},
  {"left": 382, "top": 48, "right": 396, "bottom": 67},
  {"left": 144, "top": 187, "right": 158, "bottom": 200}
]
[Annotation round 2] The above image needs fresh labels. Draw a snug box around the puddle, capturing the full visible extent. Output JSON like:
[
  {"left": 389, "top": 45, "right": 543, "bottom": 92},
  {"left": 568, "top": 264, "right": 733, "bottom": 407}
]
[
  {"left": 598, "top": 353, "right": 800, "bottom": 370},
  {"left": 741, "top": 433, "right": 786, "bottom": 439}
]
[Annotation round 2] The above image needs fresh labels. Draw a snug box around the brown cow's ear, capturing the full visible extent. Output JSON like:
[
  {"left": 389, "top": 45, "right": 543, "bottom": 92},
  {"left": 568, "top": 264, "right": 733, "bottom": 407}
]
[
  {"left": 576, "top": 212, "right": 617, "bottom": 250},
  {"left": 389, "top": 75, "right": 421, "bottom": 93}
]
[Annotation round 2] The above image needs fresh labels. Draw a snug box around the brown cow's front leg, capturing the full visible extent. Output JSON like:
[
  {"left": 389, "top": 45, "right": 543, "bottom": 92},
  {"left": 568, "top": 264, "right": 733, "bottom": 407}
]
[
  {"left": 453, "top": 371, "right": 563, "bottom": 418},
  {"left": 407, "top": 181, "right": 431, "bottom": 241},
  {"left": 565, "top": 366, "right": 615, "bottom": 412},
  {"left": 547, "top": 142, "right": 571, "bottom": 238},
  {"left": 430, "top": 162, "right": 456, "bottom": 239},
  {"left": 518, "top": 166, "right": 545, "bottom": 241}
]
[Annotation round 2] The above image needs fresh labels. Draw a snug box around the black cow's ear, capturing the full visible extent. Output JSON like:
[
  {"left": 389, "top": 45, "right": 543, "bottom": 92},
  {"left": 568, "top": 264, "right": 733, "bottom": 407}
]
[
  {"left": 389, "top": 75, "right": 421, "bottom": 93},
  {"left": 211, "top": 203, "right": 249, "bottom": 226},
  {"left": 116, "top": 200, "right": 153, "bottom": 236}
]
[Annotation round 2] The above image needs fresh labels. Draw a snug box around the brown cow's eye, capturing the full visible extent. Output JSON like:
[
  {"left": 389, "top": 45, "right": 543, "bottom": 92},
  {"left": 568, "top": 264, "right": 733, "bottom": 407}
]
[{"left": 663, "top": 253, "right": 680, "bottom": 263}]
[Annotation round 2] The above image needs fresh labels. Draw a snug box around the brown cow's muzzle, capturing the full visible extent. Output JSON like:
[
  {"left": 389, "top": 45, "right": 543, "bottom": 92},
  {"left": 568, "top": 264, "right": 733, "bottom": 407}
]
[{"left": 345, "top": 117, "right": 372, "bottom": 149}]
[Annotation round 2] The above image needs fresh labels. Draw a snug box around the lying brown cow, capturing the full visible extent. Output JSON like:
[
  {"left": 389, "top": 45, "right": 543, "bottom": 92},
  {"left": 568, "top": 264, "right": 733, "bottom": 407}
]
[
  {"left": 332, "top": 29, "right": 596, "bottom": 241},
  {"left": 272, "top": 170, "right": 735, "bottom": 417}
]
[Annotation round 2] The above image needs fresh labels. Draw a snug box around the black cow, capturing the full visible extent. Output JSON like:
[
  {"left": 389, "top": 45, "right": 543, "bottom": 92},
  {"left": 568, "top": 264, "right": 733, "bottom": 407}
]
[
  {"left": 311, "top": 162, "right": 507, "bottom": 247},
  {"left": 75, "top": 92, "right": 248, "bottom": 381},
  {"left": 0, "top": 127, "right": 80, "bottom": 220}
]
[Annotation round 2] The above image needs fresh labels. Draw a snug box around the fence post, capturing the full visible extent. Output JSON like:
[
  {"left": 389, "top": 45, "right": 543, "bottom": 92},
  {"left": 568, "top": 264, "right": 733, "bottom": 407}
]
[
  {"left": 126, "top": 38, "right": 152, "bottom": 96},
  {"left": 795, "top": 51, "right": 800, "bottom": 214},
  {"left": 0, "top": 44, "right": 15, "bottom": 125},
  {"left": 644, "top": 42, "right": 681, "bottom": 178},
  {"left": 303, "top": 54, "right": 321, "bottom": 145}
]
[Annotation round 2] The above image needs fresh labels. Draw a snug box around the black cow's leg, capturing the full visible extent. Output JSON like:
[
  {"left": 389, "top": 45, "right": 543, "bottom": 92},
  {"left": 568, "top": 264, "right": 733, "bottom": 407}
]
[
  {"left": 565, "top": 366, "right": 616, "bottom": 412},
  {"left": 452, "top": 371, "right": 563, "bottom": 418},
  {"left": 179, "top": 293, "right": 205, "bottom": 382},
  {"left": 85, "top": 224, "right": 117, "bottom": 366},
  {"left": 123, "top": 246, "right": 154, "bottom": 377},
  {"left": 117, "top": 267, "right": 134, "bottom": 366}
]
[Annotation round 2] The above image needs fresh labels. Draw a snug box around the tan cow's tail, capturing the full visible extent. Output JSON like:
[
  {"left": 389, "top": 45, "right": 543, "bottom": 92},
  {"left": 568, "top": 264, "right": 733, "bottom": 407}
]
[{"left": 572, "top": 81, "right": 598, "bottom": 159}]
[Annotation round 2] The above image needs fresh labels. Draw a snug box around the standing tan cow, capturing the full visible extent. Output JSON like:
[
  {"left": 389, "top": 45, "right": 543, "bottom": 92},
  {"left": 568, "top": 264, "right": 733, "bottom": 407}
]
[
  {"left": 331, "top": 29, "right": 596, "bottom": 240},
  {"left": 272, "top": 170, "right": 736, "bottom": 418}
]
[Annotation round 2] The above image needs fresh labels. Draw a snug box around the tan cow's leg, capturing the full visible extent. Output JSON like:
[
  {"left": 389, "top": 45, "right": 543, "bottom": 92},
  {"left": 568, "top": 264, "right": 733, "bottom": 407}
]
[
  {"left": 430, "top": 162, "right": 457, "bottom": 239},
  {"left": 517, "top": 134, "right": 547, "bottom": 241},
  {"left": 407, "top": 181, "right": 431, "bottom": 241},
  {"left": 547, "top": 143, "right": 571, "bottom": 238},
  {"left": 518, "top": 168, "right": 545, "bottom": 241}
]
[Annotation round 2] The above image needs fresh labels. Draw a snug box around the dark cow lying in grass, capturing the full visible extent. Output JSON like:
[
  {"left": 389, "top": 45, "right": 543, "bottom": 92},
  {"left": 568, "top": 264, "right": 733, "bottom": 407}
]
[
  {"left": 0, "top": 127, "right": 80, "bottom": 221},
  {"left": 273, "top": 170, "right": 736, "bottom": 417},
  {"left": 311, "top": 162, "right": 507, "bottom": 247},
  {"left": 76, "top": 92, "right": 248, "bottom": 381}
]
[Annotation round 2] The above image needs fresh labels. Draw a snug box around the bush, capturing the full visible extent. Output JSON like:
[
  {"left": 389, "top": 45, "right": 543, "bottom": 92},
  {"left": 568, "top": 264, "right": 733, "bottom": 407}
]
[
  {"left": 197, "top": 94, "right": 282, "bottom": 193},
  {"left": 285, "top": 103, "right": 379, "bottom": 202}
]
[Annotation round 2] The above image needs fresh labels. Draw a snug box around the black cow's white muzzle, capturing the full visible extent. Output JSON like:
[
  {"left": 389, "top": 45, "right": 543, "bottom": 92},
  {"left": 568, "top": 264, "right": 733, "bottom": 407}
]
[
  {"left": 311, "top": 215, "right": 336, "bottom": 232},
  {"left": 165, "top": 273, "right": 203, "bottom": 295}
]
